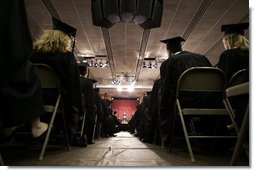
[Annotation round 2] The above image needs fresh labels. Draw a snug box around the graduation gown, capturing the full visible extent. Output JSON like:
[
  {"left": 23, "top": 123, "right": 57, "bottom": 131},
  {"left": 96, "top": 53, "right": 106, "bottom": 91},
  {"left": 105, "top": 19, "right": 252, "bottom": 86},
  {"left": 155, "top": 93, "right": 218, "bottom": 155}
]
[
  {"left": 218, "top": 48, "right": 249, "bottom": 127},
  {"left": 30, "top": 51, "right": 84, "bottom": 141},
  {"left": 158, "top": 51, "right": 212, "bottom": 147},
  {"left": 0, "top": 0, "right": 43, "bottom": 127},
  {"left": 139, "top": 95, "right": 150, "bottom": 140},
  {"left": 142, "top": 79, "right": 161, "bottom": 143},
  {"left": 217, "top": 48, "right": 249, "bottom": 79},
  {"left": 80, "top": 77, "right": 95, "bottom": 143}
]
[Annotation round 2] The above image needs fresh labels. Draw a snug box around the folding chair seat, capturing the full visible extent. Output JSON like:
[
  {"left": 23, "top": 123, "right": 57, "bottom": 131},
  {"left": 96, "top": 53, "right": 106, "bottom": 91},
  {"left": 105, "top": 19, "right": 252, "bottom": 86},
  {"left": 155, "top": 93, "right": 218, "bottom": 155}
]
[
  {"left": 226, "top": 82, "right": 249, "bottom": 165},
  {"left": 170, "top": 67, "right": 238, "bottom": 163},
  {"left": 35, "top": 63, "right": 71, "bottom": 160}
]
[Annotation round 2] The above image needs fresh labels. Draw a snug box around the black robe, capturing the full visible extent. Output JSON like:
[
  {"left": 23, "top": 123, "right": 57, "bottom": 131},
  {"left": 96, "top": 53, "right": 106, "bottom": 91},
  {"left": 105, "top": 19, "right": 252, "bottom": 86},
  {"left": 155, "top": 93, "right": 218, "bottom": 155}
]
[
  {"left": 142, "top": 79, "right": 161, "bottom": 143},
  {"left": 0, "top": 0, "right": 43, "bottom": 127},
  {"left": 140, "top": 95, "right": 150, "bottom": 140},
  {"left": 218, "top": 48, "right": 249, "bottom": 79},
  {"left": 30, "top": 51, "right": 84, "bottom": 141},
  {"left": 80, "top": 77, "right": 95, "bottom": 143},
  {"left": 218, "top": 48, "right": 249, "bottom": 127},
  {"left": 158, "top": 51, "right": 212, "bottom": 147}
]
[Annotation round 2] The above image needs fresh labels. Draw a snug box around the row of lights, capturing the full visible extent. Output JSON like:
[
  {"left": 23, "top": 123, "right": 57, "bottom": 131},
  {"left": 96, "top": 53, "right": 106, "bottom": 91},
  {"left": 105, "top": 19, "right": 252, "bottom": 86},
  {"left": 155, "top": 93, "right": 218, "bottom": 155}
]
[
  {"left": 112, "top": 73, "right": 135, "bottom": 85},
  {"left": 142, "top": 59, "right": 158, "bottom": 69},
  {"left": 81, "top": 58, "right": 109, "bottom": 68},
  {"left": 112, "top": 73, "right": 136, "bottom": 92}
]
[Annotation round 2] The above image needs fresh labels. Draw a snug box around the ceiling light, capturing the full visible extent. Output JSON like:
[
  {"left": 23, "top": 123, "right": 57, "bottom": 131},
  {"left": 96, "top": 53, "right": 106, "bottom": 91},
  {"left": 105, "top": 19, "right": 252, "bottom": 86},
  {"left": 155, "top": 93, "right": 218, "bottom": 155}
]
[
  {"left": 78, "top": 56, "right": 109, "bottom": 68},
  {"left": 143, "top": 58, "right": 158, "bottom": 69}
]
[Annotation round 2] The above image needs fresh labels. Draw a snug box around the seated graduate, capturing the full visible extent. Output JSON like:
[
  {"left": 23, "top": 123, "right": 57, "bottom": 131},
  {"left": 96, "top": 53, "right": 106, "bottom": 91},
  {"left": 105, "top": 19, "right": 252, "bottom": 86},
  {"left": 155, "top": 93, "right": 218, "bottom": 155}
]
[
  {"left": 217, "top": 23, "right": 249, "bottom": 128},
  {"left": 79, "top": 64, "right": 96, "bottom": 144},
  {"left": 158, "top": 36, "right": 213, "bottom": 147},
  {"left": 29, "top": 17, "right": 84, "bottom": 144},
  {"left": 217, "top": 23, "right": 249, "bottom": 79},
  {"left": 0, "top": 0, "right": 48, "bottom": 143},
  {"left": 101, "top": 98, "right": 117, "bottom": 137},
  {"left": 142, "top": 79, "right": 161, "bottom": 143}
]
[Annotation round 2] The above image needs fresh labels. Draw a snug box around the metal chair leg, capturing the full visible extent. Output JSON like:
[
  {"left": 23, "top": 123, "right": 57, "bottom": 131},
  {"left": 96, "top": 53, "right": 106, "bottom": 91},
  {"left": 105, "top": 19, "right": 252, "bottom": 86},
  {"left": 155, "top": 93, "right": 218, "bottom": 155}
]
[
  {"left": 61, "top": 104, "right": 71, "bottom": 151},
  {"left": 230, "top": 105, "right": 249, "bottom": 165},
  {"left": 39, "top": 95, "right": 60, "bottom": 161},
  {"left": 177, "top": 100, "right": 195, "bottom": 163},
  {"left": 92, "top": 115, "right": 98, "bottom": 142}
]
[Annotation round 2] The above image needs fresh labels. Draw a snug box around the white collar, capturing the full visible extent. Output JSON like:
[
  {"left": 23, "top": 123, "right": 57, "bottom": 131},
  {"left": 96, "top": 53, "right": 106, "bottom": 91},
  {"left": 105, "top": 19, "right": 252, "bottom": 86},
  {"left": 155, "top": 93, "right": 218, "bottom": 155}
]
[{"left": 174, "top": 51, "right": 182, "bottom": 55}]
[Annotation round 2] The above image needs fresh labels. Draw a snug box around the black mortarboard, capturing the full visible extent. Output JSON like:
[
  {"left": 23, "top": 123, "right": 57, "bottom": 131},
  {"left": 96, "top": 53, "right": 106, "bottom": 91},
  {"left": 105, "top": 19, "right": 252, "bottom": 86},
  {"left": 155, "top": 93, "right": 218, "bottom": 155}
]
[
  {"left": 160, "top": 36, "right": 186, "bottom": 45},
  {"left": 146, "top": 91, "right": 152, "bottom": 95},
  {"left": 52, "top": 17, "right": 77, "bottom": 37},
  {"left": 78, "top": 63, "right": 89, "bottom": 67},
  {"left": 221, "top": 23, "right": 249, "bottom": 35},
  {"left": 90, "top": 79, "right": 97, "bottom": 84}
]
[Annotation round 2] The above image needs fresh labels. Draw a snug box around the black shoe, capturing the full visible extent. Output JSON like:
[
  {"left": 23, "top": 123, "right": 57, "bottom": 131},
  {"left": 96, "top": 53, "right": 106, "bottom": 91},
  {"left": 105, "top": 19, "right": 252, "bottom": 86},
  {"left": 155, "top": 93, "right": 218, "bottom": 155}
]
[
  {"left": 109, "top": 134, "right": 117, "bottom": 137},
  {"left": 101, "top": 134, "right": 109, "bottom": 138},
  {"left": 30, "top": 130, "right": 47, "bottom": 144},
  {"left": 72, "top": 135, "right": 87, "bottom": 147},
  {"left": 87, "top": 141, "right": 95, "bottom": 145}
]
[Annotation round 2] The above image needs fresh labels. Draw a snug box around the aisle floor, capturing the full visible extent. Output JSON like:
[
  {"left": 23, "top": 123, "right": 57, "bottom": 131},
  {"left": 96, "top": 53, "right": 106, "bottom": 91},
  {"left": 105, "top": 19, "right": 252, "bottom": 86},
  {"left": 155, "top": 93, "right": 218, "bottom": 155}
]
[{"left": 1, "top": 131, "right": 249, "bottom": 167}]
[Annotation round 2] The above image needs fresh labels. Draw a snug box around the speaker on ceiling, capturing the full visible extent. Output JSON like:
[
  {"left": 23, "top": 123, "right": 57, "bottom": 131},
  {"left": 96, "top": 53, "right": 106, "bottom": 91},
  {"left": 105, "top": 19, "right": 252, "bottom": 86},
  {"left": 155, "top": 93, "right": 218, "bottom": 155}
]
[
  {"left": 91, "top": 0, "right": 113, "bottom": 28},
  {"left": 91, "top": 0, "right": 163, "bottom": 29}
]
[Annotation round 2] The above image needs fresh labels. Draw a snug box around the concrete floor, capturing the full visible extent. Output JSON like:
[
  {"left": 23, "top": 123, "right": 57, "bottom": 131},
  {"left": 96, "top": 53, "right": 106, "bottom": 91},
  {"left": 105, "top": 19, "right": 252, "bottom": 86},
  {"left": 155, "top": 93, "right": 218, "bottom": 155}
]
[{"left": 1, "top": 131, "right": 249, "bottom": 167}]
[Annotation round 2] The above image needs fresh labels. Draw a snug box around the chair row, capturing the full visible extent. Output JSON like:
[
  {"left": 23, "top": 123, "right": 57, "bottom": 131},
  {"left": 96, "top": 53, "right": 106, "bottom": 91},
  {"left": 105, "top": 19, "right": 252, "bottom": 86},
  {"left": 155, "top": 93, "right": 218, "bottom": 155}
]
[{"left": 168, "top": 67, "right": 249, "bottom": 163}]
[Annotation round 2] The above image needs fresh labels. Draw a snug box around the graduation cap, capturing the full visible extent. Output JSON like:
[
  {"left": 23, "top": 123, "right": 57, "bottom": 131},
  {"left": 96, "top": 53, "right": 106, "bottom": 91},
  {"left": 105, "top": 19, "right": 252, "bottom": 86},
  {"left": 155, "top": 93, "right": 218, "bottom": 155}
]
[
  {"left": 89, "top": 79, "right": 97, "bottom": 84},
  {"left": 221, "top": 23, "right": 249, "bottom": 36},
  {"left": 78, "top": 63, "right": 89, "bottom": 67},
  {"left": 146, "top": 91, "right": 152, "bottom": 95},
  {"left": 52, "top": 17, "right": 77, "bottom": 37},
  {"left": 78, "top": 64, "right": 88, "bottom": 76},
  {"left": 160, "top": 36, "right": 186, "bottom": 45},
  {"left": 93, "top": 88, "right": 100, "bottom": 92},
  {"left": 160, "top": 36, "right": 186, "bottom": 52}
]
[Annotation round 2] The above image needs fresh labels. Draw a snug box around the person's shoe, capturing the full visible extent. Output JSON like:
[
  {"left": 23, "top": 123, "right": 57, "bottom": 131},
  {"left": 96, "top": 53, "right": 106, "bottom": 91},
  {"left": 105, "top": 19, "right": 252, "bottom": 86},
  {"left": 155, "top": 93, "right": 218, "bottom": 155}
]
[
  {"left": 109, "top": 134, "right": 117, "bottom": 137},
  {"left": 32, "top": 122, "right": 48, "bottom": 138},
  {"left": 87, "top": 141, "right": 95, "bottom": 145},
  {"left": 72, "top": 135, "right": 87, "bottom": 147}
]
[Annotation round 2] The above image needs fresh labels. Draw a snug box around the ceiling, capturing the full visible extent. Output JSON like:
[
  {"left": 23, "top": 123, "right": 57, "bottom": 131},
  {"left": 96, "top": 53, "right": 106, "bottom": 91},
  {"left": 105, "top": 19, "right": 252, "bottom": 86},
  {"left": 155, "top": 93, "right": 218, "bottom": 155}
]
[{"left": 25, "top": 0, "right": 249, "bottom": 98}]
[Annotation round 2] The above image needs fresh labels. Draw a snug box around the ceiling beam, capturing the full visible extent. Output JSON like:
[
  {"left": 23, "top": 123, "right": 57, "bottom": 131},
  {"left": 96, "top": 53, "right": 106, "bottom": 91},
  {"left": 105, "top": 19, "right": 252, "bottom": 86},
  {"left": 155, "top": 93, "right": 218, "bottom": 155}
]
[
  {"left": 101, "top": 27, "right": 115, "bottom": 80},
  {"left": 134, "top": 29, "right": 151, "bottom": 81}
]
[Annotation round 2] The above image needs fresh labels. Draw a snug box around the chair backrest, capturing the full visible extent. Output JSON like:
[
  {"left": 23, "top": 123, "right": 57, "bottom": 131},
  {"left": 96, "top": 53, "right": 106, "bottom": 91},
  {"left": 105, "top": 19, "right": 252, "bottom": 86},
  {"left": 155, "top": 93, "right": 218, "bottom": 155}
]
[
  {"left": 229, "top": 69, "right": 248, "bottom": 87},
  {"left": 34, "top": 64, "right": 60, "bottom": 89},
  {"left": 176, "top": 67, "right": 227, "bottom": 98}
]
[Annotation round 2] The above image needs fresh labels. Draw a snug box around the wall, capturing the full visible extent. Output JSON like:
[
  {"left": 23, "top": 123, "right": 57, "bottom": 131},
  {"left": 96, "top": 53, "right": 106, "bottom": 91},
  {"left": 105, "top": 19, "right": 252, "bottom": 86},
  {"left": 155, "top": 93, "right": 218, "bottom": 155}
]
[{"left": 111, "top": 98, "right": 139, "bottom": 123}]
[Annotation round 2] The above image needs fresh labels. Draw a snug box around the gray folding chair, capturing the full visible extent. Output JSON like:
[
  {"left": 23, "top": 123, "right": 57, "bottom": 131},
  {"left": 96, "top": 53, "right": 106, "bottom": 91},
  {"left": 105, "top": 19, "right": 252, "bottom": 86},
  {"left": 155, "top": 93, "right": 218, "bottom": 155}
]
[
  {"left": 226, "top": 82, "right": 249, "bottom": 165},
  {"left": 171, "top": 67, "right": 238, "bottom": 163},
  {"left": 224, "top": 69, "right": 248, "bottom": 122},
  {"left": 35, "top": 64, "right": 71, "bottom": 160},
  {"left": 229, "top": 69, "right": 248, "bottom": 87},
  {"left": 79, "top": 94, "right": 87, "bottom": 138}
]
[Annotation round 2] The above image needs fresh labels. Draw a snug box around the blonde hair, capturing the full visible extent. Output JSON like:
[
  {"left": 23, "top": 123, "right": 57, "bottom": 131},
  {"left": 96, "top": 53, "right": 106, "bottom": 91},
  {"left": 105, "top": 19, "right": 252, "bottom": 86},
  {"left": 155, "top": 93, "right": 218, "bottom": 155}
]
[
  {"left": 33, "top": 29, "right": 72, "bottom": 53},
  {"left": 223, "top": 33, "right": 249, "bottom": 50}
]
